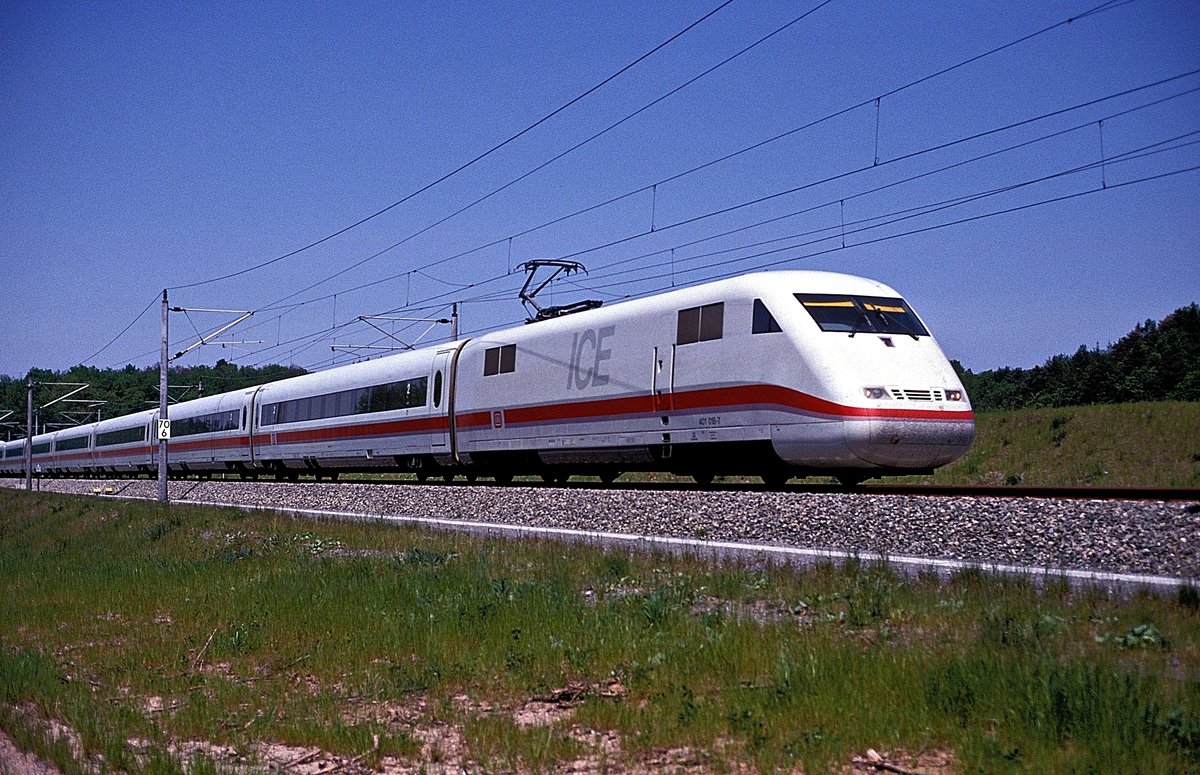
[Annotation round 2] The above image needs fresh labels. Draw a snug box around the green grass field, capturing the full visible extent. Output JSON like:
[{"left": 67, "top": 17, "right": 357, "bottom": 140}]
[
  {"left": 919, "top": 401, "right": 1200, "bottom": 488},
  {"left": 1, "top": 488, "right": 1198, "bottom": 773}
]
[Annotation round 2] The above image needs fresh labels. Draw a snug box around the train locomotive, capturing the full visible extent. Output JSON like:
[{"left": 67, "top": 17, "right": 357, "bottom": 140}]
[{"left": 1, "top": 271, "right": 974, "bottom": 486}]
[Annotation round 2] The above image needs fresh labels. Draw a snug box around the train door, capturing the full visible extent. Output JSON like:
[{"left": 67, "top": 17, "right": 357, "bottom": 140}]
[
  {"left": 651, "top": 345, "right": 675, "bottom": 412},
  {"left": 247, "top": 386, "right": 266, "bottom": 466},
  {"left": 430, "top": 350, "right": 452, "bottom": 451}
]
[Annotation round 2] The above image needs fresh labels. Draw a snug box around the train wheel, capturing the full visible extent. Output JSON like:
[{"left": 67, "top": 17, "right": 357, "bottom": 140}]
[
  {"left": 416, "top": 470, "right": 430, "bottom": 483},
  {"left": 692, "top": 472, "right": 714, "bottom": 485},
  {"left": 837, "top": 473, "right": 867, "bottom": 488},
  {"left": 493, "top": 471, "right": 514, "bottom": 484},
  {"left": 442, "top": 472, "right": 456, "bottom": 483},
  {"left": 598, "top": 470, "right": 621, "bottom": 484}
]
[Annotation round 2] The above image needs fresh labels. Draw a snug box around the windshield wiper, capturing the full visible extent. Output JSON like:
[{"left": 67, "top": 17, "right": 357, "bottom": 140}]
[
  {"left": 871, "top": 308, "right": 919, "bottom": 340},
  {"left": 847, "top": 310, "right": 870, "bottom": 338}
]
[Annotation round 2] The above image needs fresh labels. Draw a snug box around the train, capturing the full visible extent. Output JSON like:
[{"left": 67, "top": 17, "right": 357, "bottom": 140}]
[{"left": 1, "top": 270, "right": 974, "bottom": 486}]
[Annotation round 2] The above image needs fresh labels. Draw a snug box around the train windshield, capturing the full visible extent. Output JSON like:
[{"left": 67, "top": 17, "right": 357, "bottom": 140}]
[{"left": 795, "top": 294, "right": 929, "bottom": 337}]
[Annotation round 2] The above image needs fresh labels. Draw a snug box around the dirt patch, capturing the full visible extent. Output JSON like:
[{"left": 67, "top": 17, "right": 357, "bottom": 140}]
[
  {"left": 3, "top": 699, "right": 957, "bottom": 774},
  {"left": 846, "top": 747, "right": 958, "bottom": 774},
  {"left": 0, "top": 727, "right": 67, "bottom": 775}
]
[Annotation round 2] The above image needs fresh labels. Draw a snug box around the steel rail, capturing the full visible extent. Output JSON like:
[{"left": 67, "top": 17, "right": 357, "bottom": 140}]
[{"left": 3, "top": 472, "right": 1199, "bottom": 502}]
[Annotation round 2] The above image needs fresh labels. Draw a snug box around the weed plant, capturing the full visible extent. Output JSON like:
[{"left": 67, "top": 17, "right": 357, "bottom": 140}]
[{"left": 0, "top": 489, "right": 1197, "bottom": 773}]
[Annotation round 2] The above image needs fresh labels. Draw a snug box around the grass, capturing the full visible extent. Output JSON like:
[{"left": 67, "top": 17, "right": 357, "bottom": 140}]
[
  {"left": 916, "top": 400, "right": 1200, "bottom": 488},
  {"left": 1, "top": 488, "right": 1198, "bottom": 773}
]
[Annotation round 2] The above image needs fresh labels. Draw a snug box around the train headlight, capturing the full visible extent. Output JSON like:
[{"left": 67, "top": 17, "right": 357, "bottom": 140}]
[
  {"left": 863, "top": 387, "right": 890, "bottom": 400},
  {"left": 946, "top": 389, "right": 963, "bottom": 401}
]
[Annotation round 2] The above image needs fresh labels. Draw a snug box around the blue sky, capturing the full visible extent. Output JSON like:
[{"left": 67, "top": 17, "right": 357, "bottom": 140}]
[{"left": 1, "top": 0, "right": 1197, "bottom": 380}]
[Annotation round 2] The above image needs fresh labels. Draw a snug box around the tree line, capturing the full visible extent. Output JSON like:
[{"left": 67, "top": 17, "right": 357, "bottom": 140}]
[
  {"left": 0, "top": 360, "right": 306, "bottom": 440},
  {"left": 954, "top": 303, "right": 1200, "bottom": 411}
]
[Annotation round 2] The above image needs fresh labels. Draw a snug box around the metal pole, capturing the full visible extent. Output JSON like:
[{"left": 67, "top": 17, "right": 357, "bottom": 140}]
[
  {"left": 24, "top": 378, "right": 33, "bottom": 492},
  {"left": 450, "top": 303, "right": 459, "bottom": 341},
  {"left": 158, "top": 289, "right": 169, "bottom": 503}
]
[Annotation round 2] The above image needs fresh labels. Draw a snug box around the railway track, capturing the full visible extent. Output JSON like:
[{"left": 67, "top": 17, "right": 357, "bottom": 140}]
[
  {"left": 6, "top": 474, "right": 1199, "bottom": 502},
  {"left": 367, "top": 477, "right": 1200, "bottom": 502},
  {"left": 6, "top": 476, "right": 1198, "bottom": 584}
]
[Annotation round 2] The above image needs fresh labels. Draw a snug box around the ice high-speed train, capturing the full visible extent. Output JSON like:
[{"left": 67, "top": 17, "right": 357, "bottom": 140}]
[{"left": 1, "top": 271, "right": 974, "bottom": 486}]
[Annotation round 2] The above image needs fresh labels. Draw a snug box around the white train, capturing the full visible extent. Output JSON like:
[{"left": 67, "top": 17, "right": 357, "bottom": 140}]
[{"left": 1, "top": 271, "right": 974, "bottom": 486}]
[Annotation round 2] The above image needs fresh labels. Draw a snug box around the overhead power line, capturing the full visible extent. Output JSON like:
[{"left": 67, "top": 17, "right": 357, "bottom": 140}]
[
  {"left": 112, "top": 71, "right": 1196, "bottom": 372},
  {"left": 304, "top": 133, "right": 1200, "bottom": 366},
  {"left": 94, "top": 0, "right": 1153, "bottom": 371},
  {"left": 294, "top": 156, "right": 1199, "bottom": 372},
  {"left": 249, "top": 0, "right": 839, "bottom": 314},
  {"left": 199, "top": 80, "right": 1200, "bottom": 371},
  {"left": 584, "top": 134, "right": 1200, "bottom": 290},
  {"left": 77, "top": 293, "right": 160, "bottom": 366},
  {"left": 582, "top": 83, "right": 1200, "bottom": 277},
  {"left": 253, "top": 0, "right": 1142, "bottom": 319},
  {"left": 166, "top": 0, "right": 737, "bottom": 292}
]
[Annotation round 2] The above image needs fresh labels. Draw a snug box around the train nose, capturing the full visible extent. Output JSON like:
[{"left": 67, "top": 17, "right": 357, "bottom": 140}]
[{"left": 844, "top": 416, "right": 975, "bottom": 468}]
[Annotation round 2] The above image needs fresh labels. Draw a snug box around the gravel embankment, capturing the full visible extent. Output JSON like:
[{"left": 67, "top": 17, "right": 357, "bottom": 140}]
[{"left": 6, "top": 478, "right": 1198, "bottom": 579}]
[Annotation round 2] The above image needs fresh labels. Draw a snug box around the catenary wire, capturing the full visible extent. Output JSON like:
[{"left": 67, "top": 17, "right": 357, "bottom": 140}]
[
  {"left": 232, "top": 124, "right": 1200, "bottom": 370},
  {"left": 294, "top": 137, "right": 1199, "bottom": 367},
  {"left": 248, "top": 68, "right": 1199, "bottom": 330},
  {"left": 96, "top": 1, "right": 1157, "bottom": 369},
  {"left": 251, "top": 0, "right": 839, "bottom": 314},
  {"left": 165, "top": 0, "right": 736, "bottom": 292},
  {"left": 254, "top": 0, "right": 1146, "bottom": 321},
  {"left": 122, "top": 76, "right": 1196, "bottom": 371}
]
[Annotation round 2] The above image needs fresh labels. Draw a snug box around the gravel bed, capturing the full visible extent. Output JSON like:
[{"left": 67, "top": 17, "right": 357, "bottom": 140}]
[{"left": 6, "top": 478, "right": 1199, "bottom": 579}]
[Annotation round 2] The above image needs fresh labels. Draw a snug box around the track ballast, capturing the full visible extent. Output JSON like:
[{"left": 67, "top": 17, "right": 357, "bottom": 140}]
[{"left": 7, "top": 477, "right": 1198, "bottom": 581}]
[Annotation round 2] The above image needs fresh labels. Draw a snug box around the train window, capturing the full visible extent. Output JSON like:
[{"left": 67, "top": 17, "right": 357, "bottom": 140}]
[
  {"left": 96, "top": 426, "right": 147, "bottom": 447},
  {"left": 55, "top": 436, "right": 90, "bottom": 452},
  {"left": 433, "top": 371, "right": 443, "bottom": 408},
  {"left": 677, "top": 303, "right": 724, "bottom": 345},
  {"left": 484, "top": 344, "right": 516, "bottom": 376},
  {"left": 32, "top": 442, "right": 51, "bottom": 455},
  {"left": 334, "top": 389, "right": 350, "bottom": 414},
  {"left": 173, "top": 409, "right": 241, "bottom": 438},
  {"left": 796, "top": 294, "right": 929, "bottom": 337},
  {"left": 408, "top": 377, "right": 428, "bottom": 407},
  {"left": 752, "top": 299, "right": 782, "bottom": 334},
  {"left": 260, "top": 376, "right": 430, "bottom": 425},
  {"left": 676, "top": 307, "right": 699, "bottom": 344}
]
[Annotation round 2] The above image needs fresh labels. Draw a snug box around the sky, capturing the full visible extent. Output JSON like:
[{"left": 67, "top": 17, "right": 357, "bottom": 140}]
[{"left": 1, "top": 0, "right": 1197, "bottom": 382}]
